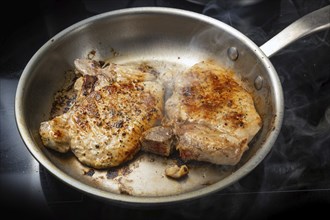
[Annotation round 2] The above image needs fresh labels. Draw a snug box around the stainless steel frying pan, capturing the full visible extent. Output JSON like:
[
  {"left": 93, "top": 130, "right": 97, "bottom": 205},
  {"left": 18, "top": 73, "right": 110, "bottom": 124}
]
[{"left": 15, "top": 6, "right": 330, "bottom": 205}]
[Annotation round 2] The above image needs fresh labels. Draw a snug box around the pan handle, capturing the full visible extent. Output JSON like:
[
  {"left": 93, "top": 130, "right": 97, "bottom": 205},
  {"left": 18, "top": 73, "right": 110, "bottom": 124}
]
[{"left": 260, "top": 5, "right": 330, "bottom": 58}]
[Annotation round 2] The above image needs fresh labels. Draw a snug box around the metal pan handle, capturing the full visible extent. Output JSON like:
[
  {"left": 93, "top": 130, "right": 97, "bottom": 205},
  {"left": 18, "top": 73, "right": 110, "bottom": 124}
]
[{"left": 260, "top": 5, "right": 330, "bottom": 58}]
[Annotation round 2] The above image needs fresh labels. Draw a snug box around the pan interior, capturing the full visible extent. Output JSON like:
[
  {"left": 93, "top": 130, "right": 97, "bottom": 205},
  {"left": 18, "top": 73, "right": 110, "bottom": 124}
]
[{"left": 17, "top": 8, "right": 280, "bottom": 202}]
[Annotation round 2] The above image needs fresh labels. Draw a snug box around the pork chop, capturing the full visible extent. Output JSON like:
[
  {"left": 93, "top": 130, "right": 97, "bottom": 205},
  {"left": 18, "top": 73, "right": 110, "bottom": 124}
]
[
  {"left": 165, "top": 61, "right": 262, "bottom": 165},
  {"left": 40, "top": 59, "right": 164, "bottom": 169}
]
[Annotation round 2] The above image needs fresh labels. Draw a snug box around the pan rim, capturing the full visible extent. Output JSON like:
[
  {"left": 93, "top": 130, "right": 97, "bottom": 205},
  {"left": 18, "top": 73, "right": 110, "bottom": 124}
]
[{"left": 15, "top": 6, "right": 284, "bottom": 205}]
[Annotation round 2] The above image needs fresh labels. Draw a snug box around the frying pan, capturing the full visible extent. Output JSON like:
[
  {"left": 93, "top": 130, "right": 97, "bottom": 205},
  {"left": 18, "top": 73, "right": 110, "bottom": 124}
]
[{"left": 15, "top": 6, "right": 330, "bottom": 205}]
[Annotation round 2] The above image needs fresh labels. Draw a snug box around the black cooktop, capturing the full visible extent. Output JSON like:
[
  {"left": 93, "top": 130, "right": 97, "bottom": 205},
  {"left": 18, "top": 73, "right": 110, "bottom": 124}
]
[{"left": 1, "top": 0, "right": 330, "bottom": 219}]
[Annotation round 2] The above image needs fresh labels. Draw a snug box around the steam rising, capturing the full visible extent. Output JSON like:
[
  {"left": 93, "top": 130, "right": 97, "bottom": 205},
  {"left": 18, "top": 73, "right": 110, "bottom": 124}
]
[{"left": 201, "top": 0, "right": 330, "bottom": 194}]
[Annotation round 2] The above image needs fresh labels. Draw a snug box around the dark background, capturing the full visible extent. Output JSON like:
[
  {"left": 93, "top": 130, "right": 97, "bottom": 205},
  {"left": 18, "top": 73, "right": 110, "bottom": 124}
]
[{"left": 1, "top": 0, "right": 330, "bottom": 219}]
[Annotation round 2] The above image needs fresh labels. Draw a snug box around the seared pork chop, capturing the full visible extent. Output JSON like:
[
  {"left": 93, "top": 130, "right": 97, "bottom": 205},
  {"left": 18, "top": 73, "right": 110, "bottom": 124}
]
[
  {"left": 40, "top": 59, "right": 164, "bottom": 169},
  {"left": 165, "top": 61, "right": 262, "bottom": 165}
]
